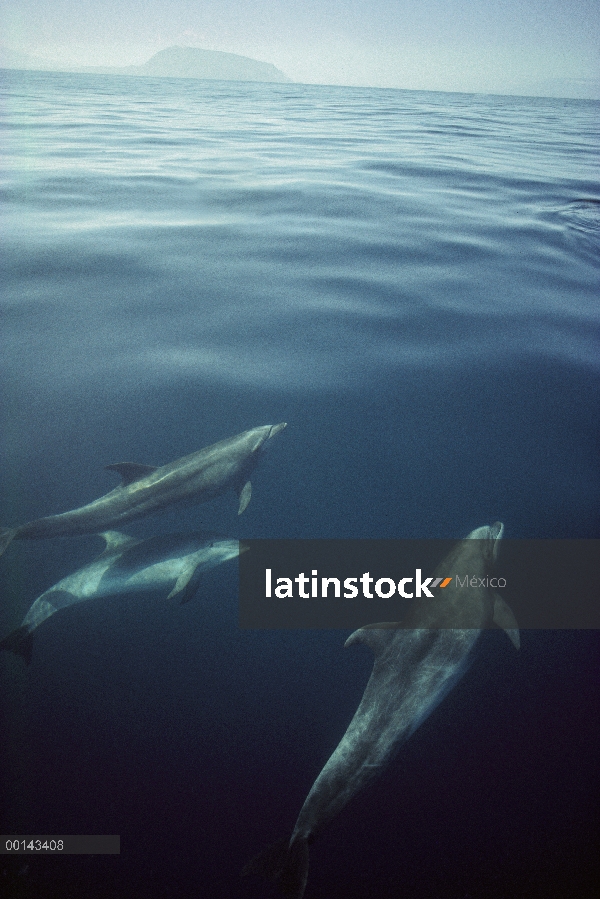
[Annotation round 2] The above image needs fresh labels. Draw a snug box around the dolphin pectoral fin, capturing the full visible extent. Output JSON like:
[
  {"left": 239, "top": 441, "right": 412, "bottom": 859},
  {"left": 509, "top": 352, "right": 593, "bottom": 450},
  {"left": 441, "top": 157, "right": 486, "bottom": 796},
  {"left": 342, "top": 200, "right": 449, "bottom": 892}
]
[
  {"left": 177, "top": 575, "right": 203, "bottom": 605},
  {"left": 0, "top": 527, "right": 16, "bottom": 558},
  {"left": 242, "top": 838, "right": 289, "bottom": 881},
  {"left": 492, "top": 593, "right": 520, "bottom": 650},
  {"left": 104, "top": 462, "right": 158, "bottom": 486},
  {"left": 277, "top": 837, "right": 309, "bottom": 899},
  {"left": 0, "top": 625, "right": 34, "bottom": 665},
  {"left": 344, "top": 625, "right": 399, "bottom": 653},
  {"left": 237, "top": 480, "right": 252, "bottom": 515},
  {"left": 242, "top": 836, "right": 309, "bottom": 899},
  {"left": 166, "top": 568, "right": 202, "bottom": 604}
]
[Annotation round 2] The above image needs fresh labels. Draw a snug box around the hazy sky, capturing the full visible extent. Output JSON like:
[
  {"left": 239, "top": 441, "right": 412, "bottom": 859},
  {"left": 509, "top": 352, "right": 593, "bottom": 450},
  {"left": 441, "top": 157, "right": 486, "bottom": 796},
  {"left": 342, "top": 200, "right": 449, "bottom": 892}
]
[{"left": 2, "top": 0, "right": 599, "bottom": 96}]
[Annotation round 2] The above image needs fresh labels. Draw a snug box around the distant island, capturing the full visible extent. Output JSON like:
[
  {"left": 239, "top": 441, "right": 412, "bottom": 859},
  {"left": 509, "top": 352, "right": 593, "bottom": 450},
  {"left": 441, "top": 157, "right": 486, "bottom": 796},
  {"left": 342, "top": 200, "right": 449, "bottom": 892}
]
[
  {"left": 0, "top": 45, "right": 292, "bottom": 84},
  {"left": 130, "top": 47, "right": 291, "bottom": 83}
]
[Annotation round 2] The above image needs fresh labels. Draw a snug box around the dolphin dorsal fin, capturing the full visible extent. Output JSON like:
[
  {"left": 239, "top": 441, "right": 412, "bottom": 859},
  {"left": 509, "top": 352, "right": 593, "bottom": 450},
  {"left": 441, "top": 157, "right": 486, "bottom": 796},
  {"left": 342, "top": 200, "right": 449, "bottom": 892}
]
[
  {"left": 105, "top": 462, "right": 157, "bottom": 486},
  {"left": 344, "top": 623, "right": 400, "bottom": 654},
  {"left": 98, "top": 531, "right": 139, "bottom": 553},
  {"left": 492, "top": 593, "right": 520, "bottom": 650},
  {"left": 96, "top": 531, "right": 139, "bottom": 559}
]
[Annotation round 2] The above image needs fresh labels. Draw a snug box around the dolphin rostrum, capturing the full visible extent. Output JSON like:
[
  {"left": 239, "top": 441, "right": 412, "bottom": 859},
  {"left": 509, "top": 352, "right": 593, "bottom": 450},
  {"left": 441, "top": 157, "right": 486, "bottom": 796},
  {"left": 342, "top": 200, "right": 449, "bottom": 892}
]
[
  {"left": 0, "top": 423, "right": 286, "bottom": 557},
  {"left": 243, "top": 523, "right": 519, "bottom": 899},
  {"left": 0, "top": 530, "right": 242, "bottom": 664}
]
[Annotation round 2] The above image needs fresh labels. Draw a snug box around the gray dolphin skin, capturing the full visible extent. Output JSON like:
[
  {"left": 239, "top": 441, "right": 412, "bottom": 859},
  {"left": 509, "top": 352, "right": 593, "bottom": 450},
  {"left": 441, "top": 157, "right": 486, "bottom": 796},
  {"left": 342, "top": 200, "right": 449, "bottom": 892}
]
[
  {"left": 0, "top": 530, "right": 241, "bottom": 665},
  {"left": 0, "top": 423, "right": 286, "bottom": 557},
  {"left": 244, "top": 522, "right": 519, "bottom": 899}
]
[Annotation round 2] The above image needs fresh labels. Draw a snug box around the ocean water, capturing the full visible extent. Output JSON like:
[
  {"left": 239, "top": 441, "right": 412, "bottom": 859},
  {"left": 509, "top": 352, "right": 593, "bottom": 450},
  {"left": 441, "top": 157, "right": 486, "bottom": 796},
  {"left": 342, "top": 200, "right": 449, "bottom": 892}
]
[{"left": 0, "top": 69, "right": 598, "bottom": 897}]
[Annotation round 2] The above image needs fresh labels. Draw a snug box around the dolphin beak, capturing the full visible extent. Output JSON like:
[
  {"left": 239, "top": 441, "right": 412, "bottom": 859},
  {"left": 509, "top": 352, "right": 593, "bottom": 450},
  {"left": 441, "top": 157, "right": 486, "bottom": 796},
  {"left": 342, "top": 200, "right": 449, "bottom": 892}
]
[{"left": 268, "top": 422, "right": 287, "bottom": 439}]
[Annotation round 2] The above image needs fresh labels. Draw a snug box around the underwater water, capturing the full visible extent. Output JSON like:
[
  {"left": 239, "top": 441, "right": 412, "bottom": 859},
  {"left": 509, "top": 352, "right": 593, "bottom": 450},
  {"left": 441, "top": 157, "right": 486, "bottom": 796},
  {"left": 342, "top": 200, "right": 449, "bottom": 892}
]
[{"left": 0, "top": 69, "right": 598, "bottom": 897}]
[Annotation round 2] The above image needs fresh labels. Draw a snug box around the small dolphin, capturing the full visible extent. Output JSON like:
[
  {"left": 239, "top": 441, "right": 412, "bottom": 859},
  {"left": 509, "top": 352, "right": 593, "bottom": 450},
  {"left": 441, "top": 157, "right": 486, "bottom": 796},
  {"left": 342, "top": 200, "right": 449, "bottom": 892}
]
[
  {"left": 0, "top": 530, "right": 241, "bottom": 664},
  {"left": 0, "top": 423, "right": 286, "bottom": 557},
  {"left": 243, "top": 523, "right": 519, "bottom": 899}
]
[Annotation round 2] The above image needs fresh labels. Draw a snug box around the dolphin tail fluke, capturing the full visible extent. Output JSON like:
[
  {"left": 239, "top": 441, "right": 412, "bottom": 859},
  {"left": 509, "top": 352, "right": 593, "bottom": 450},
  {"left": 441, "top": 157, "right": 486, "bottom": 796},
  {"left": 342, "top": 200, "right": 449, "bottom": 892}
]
[
  {"left": 242, "top": 836, "right": 309, "bottom": 899},
  {"left": 0, "top": 528, "right": 16, "bottom": 557},
  {"left": 0, "top": 626, "right": 34, "bottom": 665}
]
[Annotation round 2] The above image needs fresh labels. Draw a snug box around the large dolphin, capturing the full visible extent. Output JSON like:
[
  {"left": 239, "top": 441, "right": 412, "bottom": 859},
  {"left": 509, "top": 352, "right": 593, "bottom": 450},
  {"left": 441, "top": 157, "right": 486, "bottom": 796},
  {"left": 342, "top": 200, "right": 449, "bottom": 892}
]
[
  {"left": 0, "top": 529, "right": 241, "bottom": 664},
  {"left": 243, "top": 523, "right": 519, "bottom": 898},
  {"left": 0, "top": 423, "right": 286, "bottom": 557}
]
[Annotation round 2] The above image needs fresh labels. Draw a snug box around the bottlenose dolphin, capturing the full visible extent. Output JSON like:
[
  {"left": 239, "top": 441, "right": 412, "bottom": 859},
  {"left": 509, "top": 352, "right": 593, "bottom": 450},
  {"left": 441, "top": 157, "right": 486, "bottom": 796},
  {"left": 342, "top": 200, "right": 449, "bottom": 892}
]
[
  {"left": 0, "top": 530, "right": 241, "bottom": 664},
  {"left": 0, "top": 423, "right": 286, "bottom": 557},
  {"left": 243, "top": 523, "right": 519, "bottom": 899}
]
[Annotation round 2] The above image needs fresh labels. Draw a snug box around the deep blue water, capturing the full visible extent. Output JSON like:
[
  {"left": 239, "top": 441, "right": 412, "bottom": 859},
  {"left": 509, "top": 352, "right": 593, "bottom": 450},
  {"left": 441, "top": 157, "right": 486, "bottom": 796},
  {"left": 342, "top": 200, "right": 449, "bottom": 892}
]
[{"left": 0, "top": 70, "right": 599, "bottom": 897}]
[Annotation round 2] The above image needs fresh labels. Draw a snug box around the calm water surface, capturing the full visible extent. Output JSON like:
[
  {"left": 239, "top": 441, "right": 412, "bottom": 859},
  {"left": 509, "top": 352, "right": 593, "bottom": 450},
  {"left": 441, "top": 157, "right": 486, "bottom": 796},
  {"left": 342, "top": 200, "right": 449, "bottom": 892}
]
[{"left": 0, "top": 70, "right": 598, "bottom": 898}]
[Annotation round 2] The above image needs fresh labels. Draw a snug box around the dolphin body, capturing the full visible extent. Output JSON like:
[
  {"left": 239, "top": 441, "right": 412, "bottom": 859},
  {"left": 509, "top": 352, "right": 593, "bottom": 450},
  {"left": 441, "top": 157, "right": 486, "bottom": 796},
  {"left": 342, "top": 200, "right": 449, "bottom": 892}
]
[
  {"left": 244, "top": 523, "right": 519, "bottom": 899},
  {"left": 0, "top": 423, "right": 286, "bottom": 557},
  {"left": 0, "top": 529, "right": 241, "bottom": 664}
]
